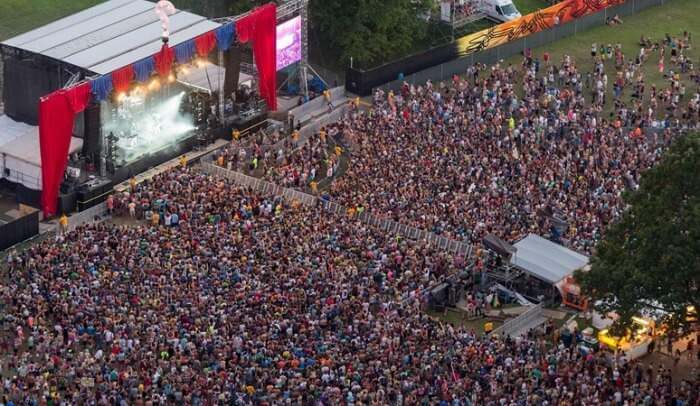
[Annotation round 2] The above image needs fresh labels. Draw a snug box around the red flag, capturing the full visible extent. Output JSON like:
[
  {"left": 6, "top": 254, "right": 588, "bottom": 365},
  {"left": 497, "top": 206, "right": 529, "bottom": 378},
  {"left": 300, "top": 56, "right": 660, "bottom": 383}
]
[
  {"left": 195, "top": 31, "right": 217, "bottom": 57},
  {"left": 112, "top": 65, "right": 134, "bottom": 93},
  {"left": 154, "top": 43, "right": 174, "bottom": 77}
]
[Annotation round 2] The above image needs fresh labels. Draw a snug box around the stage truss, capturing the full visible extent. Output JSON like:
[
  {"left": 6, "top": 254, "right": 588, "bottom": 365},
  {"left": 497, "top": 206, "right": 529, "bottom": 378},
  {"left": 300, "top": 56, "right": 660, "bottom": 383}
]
[{"left": 213, "top": 0, "right": 326, "bottom": 101}]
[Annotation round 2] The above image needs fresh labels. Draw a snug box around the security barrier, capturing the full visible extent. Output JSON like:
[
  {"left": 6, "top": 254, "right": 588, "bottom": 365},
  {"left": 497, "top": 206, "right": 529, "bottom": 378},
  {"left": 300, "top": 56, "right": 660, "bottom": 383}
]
[
  {"left": 491, "top": 303, "right": 545, "bottom": 337},
  {"left": 55, "top": 202, "right": 109, "bottom": 234}
]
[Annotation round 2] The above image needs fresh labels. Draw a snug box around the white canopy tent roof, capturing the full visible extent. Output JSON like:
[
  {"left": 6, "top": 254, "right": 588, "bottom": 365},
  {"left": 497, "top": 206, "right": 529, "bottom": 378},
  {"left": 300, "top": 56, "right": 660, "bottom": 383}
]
[
  {"left": 1, "top": 0, "right": 221, "bottom": 75},
  {"left": 511, "top": 234, "right": 589, "bottom": 284},
  {"left": 0, "top": 115, "right": 83, "bottom": 190}
]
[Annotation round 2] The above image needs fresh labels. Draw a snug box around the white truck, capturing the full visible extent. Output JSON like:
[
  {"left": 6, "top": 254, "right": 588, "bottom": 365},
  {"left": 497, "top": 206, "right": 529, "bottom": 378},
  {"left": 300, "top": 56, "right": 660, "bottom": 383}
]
[
  {"left": 439, "top": 0, "right": 522, "bottom": 24},
  {"left": 481, "top": 0, "right": 522, "bottom": 22}
]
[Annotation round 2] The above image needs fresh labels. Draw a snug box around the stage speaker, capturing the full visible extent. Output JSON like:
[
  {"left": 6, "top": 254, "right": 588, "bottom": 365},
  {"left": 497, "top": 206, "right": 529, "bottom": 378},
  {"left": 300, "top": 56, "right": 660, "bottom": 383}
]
[
  {"left": 483, "top": 233, "right": 517, "bottom": 260},
  {"left": 223, "top": 45, "right": 242, "bottom": 97},
  {"left": 58, "top": 191, "right": 77, "bottom": 214},
  {"left": 82, "top": 102, "right": 101, "bottom": 164},
  {"left": 430, "top": 283, "right": 450, "bottom": 305}
]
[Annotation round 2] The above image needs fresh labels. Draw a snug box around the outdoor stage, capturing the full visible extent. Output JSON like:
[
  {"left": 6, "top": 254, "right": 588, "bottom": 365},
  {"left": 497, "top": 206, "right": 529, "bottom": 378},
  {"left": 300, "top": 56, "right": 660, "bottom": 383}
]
[{"left": 0, "top": 0, "right": 297, "bottom": 215}]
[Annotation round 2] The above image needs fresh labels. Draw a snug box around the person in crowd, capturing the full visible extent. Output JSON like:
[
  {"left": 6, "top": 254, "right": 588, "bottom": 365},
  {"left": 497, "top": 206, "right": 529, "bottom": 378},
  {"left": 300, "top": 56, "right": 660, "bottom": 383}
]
[{"left": 58, "top": 213, "right": 69, "bottom": 233}]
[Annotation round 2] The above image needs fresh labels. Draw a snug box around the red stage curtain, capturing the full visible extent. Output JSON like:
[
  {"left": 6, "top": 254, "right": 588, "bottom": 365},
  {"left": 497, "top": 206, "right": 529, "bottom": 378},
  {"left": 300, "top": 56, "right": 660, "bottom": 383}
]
[
  {"left": 154, "top": 43, "right": 175, "bottom": 77},
  {"left": 195, "top": 31, "right": 217, "bottom": 57},
  {"left": 112, "top": 65, "right": 134, "bottom": 93},
  {"left": 236, "top": 3, "right": 277, "bottom": 110},
  {"left": 39, "top": 82, "right": 91, "bottom": 216}
]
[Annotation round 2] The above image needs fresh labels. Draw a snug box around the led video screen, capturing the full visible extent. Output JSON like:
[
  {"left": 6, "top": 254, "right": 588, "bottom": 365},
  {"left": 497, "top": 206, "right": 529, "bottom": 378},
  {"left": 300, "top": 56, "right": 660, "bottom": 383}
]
[{"left": 276, "top": 16, "right": 301, "bottom": 71}]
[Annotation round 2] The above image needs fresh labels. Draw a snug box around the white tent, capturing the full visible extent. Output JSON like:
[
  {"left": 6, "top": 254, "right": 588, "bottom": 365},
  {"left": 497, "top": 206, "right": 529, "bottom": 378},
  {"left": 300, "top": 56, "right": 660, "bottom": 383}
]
[
  {"left": 511, "top": 234, "right": 589, "bottom": 284},
  {"left": 0, "top": 115, "right": 83, "bottom": 190}
]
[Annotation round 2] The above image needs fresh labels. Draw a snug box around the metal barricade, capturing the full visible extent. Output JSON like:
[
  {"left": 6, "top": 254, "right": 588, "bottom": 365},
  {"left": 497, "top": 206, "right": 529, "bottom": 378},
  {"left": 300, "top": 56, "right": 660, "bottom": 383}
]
[{"left": 490, "top": 303, "right": 545, "bottom": 337}]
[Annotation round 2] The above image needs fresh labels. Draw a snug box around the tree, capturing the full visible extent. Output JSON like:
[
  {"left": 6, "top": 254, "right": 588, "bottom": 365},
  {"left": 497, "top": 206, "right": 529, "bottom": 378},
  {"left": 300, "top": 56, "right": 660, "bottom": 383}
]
[
  {"left": 310, "top": 0, "right": 435, "bottom": 68},
  {"left": 226, "top": 0, "right": 270, "bottom": 15},
  {"left": 576, "top": 133, "right": 700, "bottom": 336}
]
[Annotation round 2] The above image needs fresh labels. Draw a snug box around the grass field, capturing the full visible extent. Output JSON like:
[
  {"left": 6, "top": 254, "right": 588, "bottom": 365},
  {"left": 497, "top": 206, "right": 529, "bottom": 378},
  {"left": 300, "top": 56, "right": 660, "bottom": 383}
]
[
  {"left": 504, "top": 0, "right": 700, "bottom": 116},
  {"left": 426, "top": 308, "right": 504, "bottom": 334},
  {"left": 513, "top": 0, "right": 551, "bottom": 15},
  {"left": 0, "top": 0, "right": 103, "bottom": 41}
]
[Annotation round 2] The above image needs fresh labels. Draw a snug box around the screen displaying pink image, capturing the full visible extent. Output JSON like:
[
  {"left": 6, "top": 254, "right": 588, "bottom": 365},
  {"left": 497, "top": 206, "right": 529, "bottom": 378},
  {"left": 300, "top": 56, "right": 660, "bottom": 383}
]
[{"left": 276, "top": 16, "right": 301, "bottom": 71}]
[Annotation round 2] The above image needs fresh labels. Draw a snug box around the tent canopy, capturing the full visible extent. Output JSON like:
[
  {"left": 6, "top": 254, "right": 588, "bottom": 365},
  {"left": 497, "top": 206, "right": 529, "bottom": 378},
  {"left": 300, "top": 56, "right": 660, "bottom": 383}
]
[
  {"left": 0, "top": 115, "right": 83, "bottom": 190},
  {"left": 1, "top": 0, "right": 220, "bottom": 76},
  {"left": 511, "top": 234, "right": 589, "bottom": 284}
]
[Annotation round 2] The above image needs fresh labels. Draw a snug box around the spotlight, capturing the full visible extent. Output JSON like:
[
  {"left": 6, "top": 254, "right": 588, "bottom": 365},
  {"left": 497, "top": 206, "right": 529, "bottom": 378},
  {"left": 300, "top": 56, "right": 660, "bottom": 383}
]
[
  {"left": 196, "top": 59, "right": 206, "bottom": 68},
  {"left": 168, "top": 74, "right": 175, "bottom": 83},
  {"left": 117, "top": 92, "right": 126, "bottom": 102},
  {"left": 149, "top": 78, "right": 161, "bottom": 91},
  {"left": 180, "top": 66, "right": 189, "bottom": 75}
]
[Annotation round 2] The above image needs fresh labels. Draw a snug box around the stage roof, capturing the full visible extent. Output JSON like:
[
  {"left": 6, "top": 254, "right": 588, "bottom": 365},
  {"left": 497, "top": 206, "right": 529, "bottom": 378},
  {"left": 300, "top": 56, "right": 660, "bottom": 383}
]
[
  {"left": 511, "top": 234, "right": 589, "bottom": 284},
  {"left": 1, "top": 0, "right": 221, "bottom": 76}
]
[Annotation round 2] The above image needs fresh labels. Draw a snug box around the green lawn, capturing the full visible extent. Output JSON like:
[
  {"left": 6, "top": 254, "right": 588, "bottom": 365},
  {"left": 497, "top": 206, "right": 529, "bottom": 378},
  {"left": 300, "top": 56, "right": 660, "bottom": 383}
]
[
  {"left": 513, "top": 0, "right": 550, "bottom": 15},
  {"left": 0, "top": 0, "right": 103, "bottom": 41},
  {"left": 504, "top": 0, "right": 700, "bottom": 116},
  {"left": 426, "top": 308, "right": 503, "bottom": 335}
]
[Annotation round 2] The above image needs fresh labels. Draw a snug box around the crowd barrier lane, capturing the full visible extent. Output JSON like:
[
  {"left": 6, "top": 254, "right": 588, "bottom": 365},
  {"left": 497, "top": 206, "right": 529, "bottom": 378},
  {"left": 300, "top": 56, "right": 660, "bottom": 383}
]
[
  {"left": 51, "top": 201, "right": 109, "bottom": 234},
  {"left": 288, "top": 86, "right": 347, "bottom": 127},
  {"left": 199, "top": 162, "right": 473, "bottom": 257},
  {"left": 204, "top": 102, "right": 352, "bottom": 172}
]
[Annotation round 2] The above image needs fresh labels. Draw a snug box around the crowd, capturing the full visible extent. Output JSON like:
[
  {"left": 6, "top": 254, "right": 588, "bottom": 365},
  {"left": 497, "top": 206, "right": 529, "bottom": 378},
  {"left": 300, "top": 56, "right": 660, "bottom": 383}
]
[
  {"left": 2, "top": 21, "right": 700, "bottom": 405},
  {"left": 325, "top": 36, "right": 699, "bottom": 254},
  {"left": 5, "top": 169, "right": 698, "bottom": 405},
  {"left": 1, "top": 167, "right": 696, "bottom": 404},
  {"left": 1, "top": 168, "right": 459, "bottom": 404},
  {"left": 452, "top": 1, "right": 478, "bottom": 20},
  {"left": 215, "top": 127, "right": 343, "bottom": 193},
  {"left": 258, "top": 127, "right": 342, "bottom": 191}
]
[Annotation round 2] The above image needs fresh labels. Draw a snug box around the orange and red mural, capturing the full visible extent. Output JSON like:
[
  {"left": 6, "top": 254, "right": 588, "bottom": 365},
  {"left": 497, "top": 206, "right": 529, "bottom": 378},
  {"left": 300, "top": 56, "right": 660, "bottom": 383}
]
[{"left": 456, "top": 0, "right": 627, "bottom": 55}]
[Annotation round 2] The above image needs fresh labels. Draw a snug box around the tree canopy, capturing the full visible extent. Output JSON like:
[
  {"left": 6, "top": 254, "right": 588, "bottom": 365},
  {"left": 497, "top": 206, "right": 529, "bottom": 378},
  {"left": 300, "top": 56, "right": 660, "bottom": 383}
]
[
  {"left": 174, "top": 0, "right": 268, "bottom": 18},
  {"left": 173, "top": 0, "right": 437, "bottom": 69},
  {"left": 310, "top": 0, "right": 435, "bottom": 68},
  {"left": 576, "top": 132, "right": 700, "bottom": 336}
]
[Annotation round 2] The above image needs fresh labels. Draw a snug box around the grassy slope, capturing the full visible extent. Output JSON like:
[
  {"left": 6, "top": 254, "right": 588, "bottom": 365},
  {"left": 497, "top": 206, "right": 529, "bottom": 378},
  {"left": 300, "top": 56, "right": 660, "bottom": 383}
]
[
  {"left": 0, "top": 0, "right": 103, "bottom": 41},
  {"left": 504, "top": 0, "right": 700, "bottom": 115}
]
